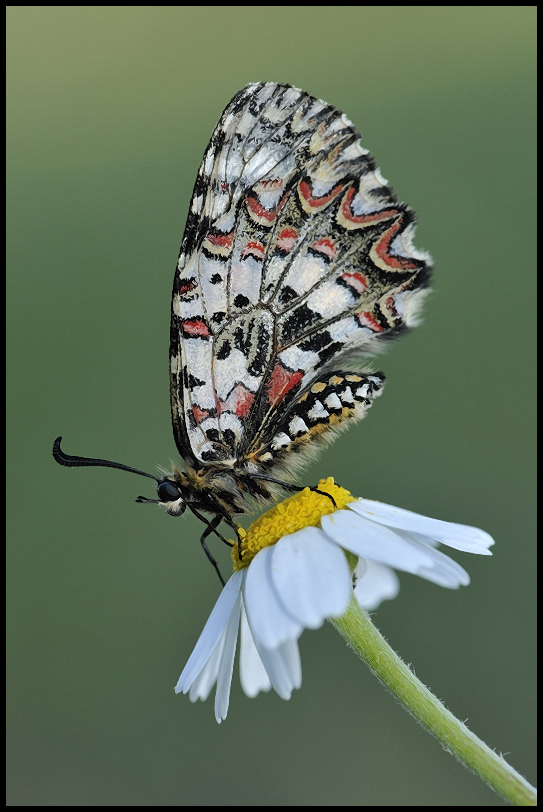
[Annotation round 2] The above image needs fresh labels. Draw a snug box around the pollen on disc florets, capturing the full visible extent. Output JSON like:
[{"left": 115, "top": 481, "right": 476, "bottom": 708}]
[{"left": 231, "top": 477, "right": 355, "bottom": 571}]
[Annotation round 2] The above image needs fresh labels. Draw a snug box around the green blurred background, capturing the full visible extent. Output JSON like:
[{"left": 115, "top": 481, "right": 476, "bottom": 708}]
[{"left": 7, "top": 7, "right": 536, "bottom": 806}]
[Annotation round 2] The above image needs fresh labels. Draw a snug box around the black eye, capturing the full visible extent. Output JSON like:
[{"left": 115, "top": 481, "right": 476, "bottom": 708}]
[{"left": 157, "top": 481, "right": 182, "bottom": 502}]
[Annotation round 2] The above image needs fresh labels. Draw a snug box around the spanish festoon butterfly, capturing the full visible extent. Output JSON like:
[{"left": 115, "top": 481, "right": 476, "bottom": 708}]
[{"left": 53, "top": 82, "right": 431, "bottom": 584}]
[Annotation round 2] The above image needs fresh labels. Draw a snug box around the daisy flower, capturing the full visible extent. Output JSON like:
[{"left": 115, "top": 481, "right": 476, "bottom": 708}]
[{"left": 175, "top": 478, "right": 494, "bottom": 723}]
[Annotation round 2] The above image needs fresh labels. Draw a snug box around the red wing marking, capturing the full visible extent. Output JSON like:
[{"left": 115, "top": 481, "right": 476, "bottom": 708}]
[
  {"left": 178, "top": 278, "right": 197, "bottom": 296},
  {"left": 258, "top": 179, "right": 283, "bottom": 189},
  {"left": 339, "top": 188, "right": 419, "bottom": 271},
  {"left": 384, "top": 296, "right": 400, "bottom": 320},
  {"left": 339, "top": 188, "right": 397, "bottom": 227},
  {"left": 299, "top": 179, "right": 344, "bottom": 209},
  {"left": 341, "top": 271, "right": 367, "bottom": 294},
  {"left": 202, "top": 231, "right": 234, "bottom": 257},
  {"left": 357, "top": 311, "right": 385, "bottom": 332},
  {"left": 182, "top": 320, "right": 211, "bottom": 338},
  {"left": 310, "top": 238, "right": 337, "bottom": 260},
  {"left": 241, "top": 240, "right": 266, "bottom": 260},
  {"left": 246, "top": 193, "right": 288, "bottom": 223},
  {"left": 267, "top": 364, "right": 303, "bottom": 406},
  {"left": 192, "top": 405, "right": 209, "bottom": 423},
  {"left": 219, "top": 384, "right": 255, "bottom": 418},
  {"left": 205, "top": 232, "right": 234, "bottom": 248},
  {"left": 276, "top": 227, "right": 298, "bottom": 252},
  {"left": 372, "top": 219, "right": 419, "bottom": 272}
]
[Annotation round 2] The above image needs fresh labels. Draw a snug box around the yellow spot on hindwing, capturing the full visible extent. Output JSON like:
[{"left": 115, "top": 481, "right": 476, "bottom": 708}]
[
  {"left": 311, "top": 382, "right": 327, "bottom": 393},
  {"left": 231, "top": 477, "right": 354, "bottom": 571}
]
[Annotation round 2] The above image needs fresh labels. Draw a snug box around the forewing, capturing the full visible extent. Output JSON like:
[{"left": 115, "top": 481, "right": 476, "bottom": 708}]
[{"left": 170, "top": 82, "right": 431, "bottom": 466}]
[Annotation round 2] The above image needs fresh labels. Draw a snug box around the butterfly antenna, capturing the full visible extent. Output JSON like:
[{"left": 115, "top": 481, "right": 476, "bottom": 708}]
[{"left": 52, "top": 436, "right": 159, "bottom": 482}]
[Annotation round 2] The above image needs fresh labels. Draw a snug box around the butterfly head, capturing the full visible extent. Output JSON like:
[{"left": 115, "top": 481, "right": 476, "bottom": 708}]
[{"left": 154, "top": 478, "right": 187, "bottom": 516}]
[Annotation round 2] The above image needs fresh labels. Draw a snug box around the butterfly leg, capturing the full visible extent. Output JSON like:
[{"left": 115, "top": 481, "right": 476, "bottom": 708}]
[
  {"left": 246, "top": 474, "right": 337, "bottom": 508},
  {"left": 307, "top": 485, "right": 337, "bottom": 508},
  {"left": 221, "top": 515, "right": 244, "bottom": 563},
  {"left": 188, "top": 507, "right": 234, "bottom": 586},
  {"left": 202, "top": 495, "right": 245, "bottom": 561}
]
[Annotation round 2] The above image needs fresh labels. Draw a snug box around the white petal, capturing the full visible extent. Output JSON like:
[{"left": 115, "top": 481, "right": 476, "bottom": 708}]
[
  {"left": 279, "top": 638, "right": 302, "bottom": 691},
  {"left": 394, "top": 529, "right": 471, "bottom": 588},
  {"left": 269, "top": 527, "right": 351, "bottom": 628},
  {"left": 354, "top": 559, "right": 400, "bottom": 610},
  {"left": 348, "top": 499, "right": 494, "bottom": 554},
  {"left": 188, "top": 632, "right": 225, "bottom": 702},
  {"left": 321, "top": 510, "right": 437, "bottom": 575},
  {"left": 253, "top": 637, "right": 302, "bottom": 700},
  {"left": 239, "top": 602, "right": 271, "bottom": 698},
  {"left": 214, "top": 578, "right": 243, "bottom": 724},
  {"left": 175, "top": 570, "right": 243, "bottom": 694},
  {"left": 243, "top": 546, "right": 302, "bottom": 650}
]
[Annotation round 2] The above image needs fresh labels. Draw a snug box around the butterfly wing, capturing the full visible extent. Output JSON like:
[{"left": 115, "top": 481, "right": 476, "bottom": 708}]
[{"left": 169, "top": 82, "right": 431, "bottom": 469}]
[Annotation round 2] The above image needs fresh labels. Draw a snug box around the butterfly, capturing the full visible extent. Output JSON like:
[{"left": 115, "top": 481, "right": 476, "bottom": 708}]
[{"left": 53, "top": 82, "right": 431, "bottom": 584}]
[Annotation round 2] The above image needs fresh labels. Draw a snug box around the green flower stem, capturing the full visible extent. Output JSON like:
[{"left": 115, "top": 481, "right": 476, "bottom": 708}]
[{"left": 330, "top": 595, "right": 536, "bottom": 806}]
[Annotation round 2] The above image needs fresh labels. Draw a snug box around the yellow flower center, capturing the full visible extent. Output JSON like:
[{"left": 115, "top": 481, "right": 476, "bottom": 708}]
[{"left": 231, "top": 477, "right": 355, "bottom": 570}]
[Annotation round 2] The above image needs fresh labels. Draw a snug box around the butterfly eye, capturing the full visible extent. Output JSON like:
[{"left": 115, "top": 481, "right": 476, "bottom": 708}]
[{"left": 157, "top": 481, "right": 182, "bottom": 503}]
